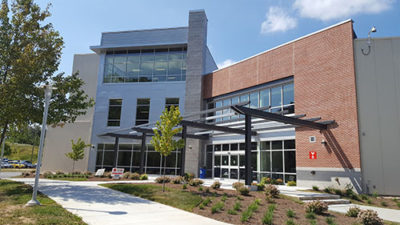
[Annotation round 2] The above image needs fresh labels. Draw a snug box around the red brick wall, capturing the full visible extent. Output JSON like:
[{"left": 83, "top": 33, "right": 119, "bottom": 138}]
[{"left": 203, "top": 21, "right": 361, "bottom": 169}]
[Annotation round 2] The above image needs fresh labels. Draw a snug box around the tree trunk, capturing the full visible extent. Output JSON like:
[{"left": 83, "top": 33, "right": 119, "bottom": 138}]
[
  {"left": 0, "top": 122, "right": 8, "bottom": 150},
  {"left": 162, "top": 155, "right": 167, "bottom": 192},
  {"left": 72, "top": 161, "right": 75, "bottom": 173}
]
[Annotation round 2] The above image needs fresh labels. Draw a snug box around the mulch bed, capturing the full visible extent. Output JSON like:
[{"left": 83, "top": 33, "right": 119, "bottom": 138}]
[{"left": 138, "top": 183, "right": 359, "bottom": 225}]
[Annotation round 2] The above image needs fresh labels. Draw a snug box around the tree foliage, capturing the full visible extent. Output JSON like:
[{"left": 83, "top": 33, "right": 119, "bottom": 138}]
[
  {"left": 66, "top": 137, "right": 90, "bottom": 172},
  {"left": 0, "top": 0, "right": 94, "bottom": 147},
  {"left": 7, "top": 124, "right": 40, "bottom": 146}
]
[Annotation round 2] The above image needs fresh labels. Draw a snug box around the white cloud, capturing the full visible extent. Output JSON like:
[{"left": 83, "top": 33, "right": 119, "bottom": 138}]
[
  {"left": 261, "top": 6, "right": 298, "bottom": 33},
  {"left": 217, "top": 59, "right": 236, "bottom": 69},
  {"left": 293, "top": 0, "right": 393, "bottom": 21}
]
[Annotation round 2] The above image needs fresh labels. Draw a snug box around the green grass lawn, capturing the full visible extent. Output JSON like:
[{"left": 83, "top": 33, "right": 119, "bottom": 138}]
[
  {"left": 101, "top": 183, "right": 203, "bottom": 211},
  {"left": 0, "top": 179, "right": 86, "bottom": 225},
  {"left": 4, "top": 142, "right": 38, "bottom": 163}
]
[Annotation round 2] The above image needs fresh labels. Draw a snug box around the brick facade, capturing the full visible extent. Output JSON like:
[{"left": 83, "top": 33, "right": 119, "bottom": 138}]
[{"left": 203, "top": 21, "right": 361, "bottom": 170}]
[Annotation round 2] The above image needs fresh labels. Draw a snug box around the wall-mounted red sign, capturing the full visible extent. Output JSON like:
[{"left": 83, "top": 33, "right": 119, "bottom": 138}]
[{"left": 309, "top": 151, "right": 317, "bottom": 159}]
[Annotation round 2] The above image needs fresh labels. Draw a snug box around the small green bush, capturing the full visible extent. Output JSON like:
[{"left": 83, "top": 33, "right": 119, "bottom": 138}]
[
  {"left": 233, "top": 201, "right": 241, "bottom": 211},
  {"left": 232, "top": 182, "right": 245, "bottom": 190},
  {"left": 286, "top": 219, "right": 296, "bottom": 225},
  {"left": 155, "top": 176, "right": 171, "bottom": 183},
  {"left": 182, "top": 184, "right": 187, "bottom": 189},
  {"left": 139, "top": 173, "right": 148, "bottom": 180},
  {"left": 262, "top": 204, "right": 276, "bottom": 225},
  {"left": 261, "top": 177, "right": 272, "bottom": 185},
  {"left": 372, "top": 192, "right": 378, "bottom": 198},
  {"left": 211, "top": 202, "right": 224, "bottom": 214},
  {"left": 129, "top": 172, "right": 140, "bottom": 180},
  {"left": 305, "top": 212, "right": 316, "bottom": 219},
  {"left": 275, "top": 178, "right": 283, "bottom": 185},
  {"left": 43, "top": 171, "right": 53, "bottom": 178},
  {"left": 304, "top": 201, "right": 328, "bottom": 214},
  {"left": 287, "top": 181, "right": 296, "bottom": 186},
  {"left": 312, "top": 186, "right": 319, "bottom": 191},
  {"left": 309, "top": 220, "right": 317, "bottom": 225},
  {"left": 380, "top": 201, "right": 388, "bottom": 207},
  {"left": 202, "top": 197, "right": 212, "bottom": 206},
  {"left": 255, "top": 198, "right": 262, "bottom": 205},
  {"left": 397, "top": 202, "right": 400, "bottom": 208},
  {"left": 171, "top": 176, "right": 184, "bottom": 184},
  {"left": 56, "top": 171, "right": 64, "bottom": 175},
  {"left": 199, "top": 204, "right": 204, "bottom": 210},
  {"left": 205, "top": 187, "right": 210, "bottom": 193},
  {"left": 287, "top": 209, "right": 295, "bottom": 218},
  {"left": 238, "top": 186, "right": 250, "bottom": 196},
  {"left": 324, "top": 186, "right": 334, "bottom": 194},
  {"left": 357, "top": 209, "right": 383, "bottom": 225},
  {"left": 221, "top": 194, "right": 227, "bottom": 202},
  {"left": 367, "top": 199, "right": 373, "bottom": 204},
  {"left": 265, "top": 184, "right": 280, "bottom": 198},
  {"left": 184, "top": 172, "right": 195, "bottom": 182},
  {"left": 198, "top": 186, "right": 203, "bottom": 192},
  {"left": 211, "top": 180, "right": 221, "bottom": 189},
  {"left": 189, "top": 178, "right": 204, "bottom": 186},
  {"left": 122, "top": 172, "right": 130, "bottom": 179},
  {"left": 326, "top": 217, "right": 336, "bottom": 225},
  {"left": 346, "top": 207, "right": 361, "bottom": 217},
  {"left": 334, "top": 189, "right": 343, "bottom": 196},
  {"left": 228, "top": 209, "right": 237, "bottom": 215},
  {"left": 360, "top": 194, "right": 369, "bottom": 200}
]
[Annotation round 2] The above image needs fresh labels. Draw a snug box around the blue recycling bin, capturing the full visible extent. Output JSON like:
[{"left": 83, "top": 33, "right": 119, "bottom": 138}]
[{"left": 199, "top": 168, "right": 206, "bottom": 178}]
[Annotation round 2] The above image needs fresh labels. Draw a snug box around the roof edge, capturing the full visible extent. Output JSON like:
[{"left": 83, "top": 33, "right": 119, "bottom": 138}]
[{"left": 101, "top": 26, "right": 188, "bottom": 35}]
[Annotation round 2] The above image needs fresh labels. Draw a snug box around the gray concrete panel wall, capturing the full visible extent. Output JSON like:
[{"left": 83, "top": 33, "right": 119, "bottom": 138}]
[
  {"left": 354, "top": 37, "right": 400, "bottom": 195},
  {"left": 183, "top": 10, "right": 208, "bottom": 176},
  {"left": 88, "top": 52, "right": 186, "bottom": 172},
  {"left": 42, "top": 54, "right": 99, "bottom": 172}
]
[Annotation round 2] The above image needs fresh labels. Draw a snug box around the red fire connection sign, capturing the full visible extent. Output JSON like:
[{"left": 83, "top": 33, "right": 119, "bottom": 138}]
[{"left": 309, "top": 151, "right": 317, "bottom": 159}]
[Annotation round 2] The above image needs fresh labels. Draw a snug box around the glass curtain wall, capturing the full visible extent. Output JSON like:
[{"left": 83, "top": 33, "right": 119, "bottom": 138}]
[
  {"left": 206, "top": 140, "right": 296, "bottom": 183},
  {"left": 95, "top": 143, "right": 181, "bottom": 175},
  {"left": 104, "top": 47, "right": 187, "bottom": 83}
]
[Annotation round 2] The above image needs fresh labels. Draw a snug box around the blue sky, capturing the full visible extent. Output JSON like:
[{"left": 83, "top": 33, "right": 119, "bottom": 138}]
[{"left": 34, "top": 0, "right": 400, "bottom": 74}]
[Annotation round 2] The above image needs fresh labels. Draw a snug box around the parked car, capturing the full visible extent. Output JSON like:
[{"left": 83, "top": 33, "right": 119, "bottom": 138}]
[
  {"left": 8, "top": 160, "right": 26, "bottom": 169},
  {"left": 1, "top": 162, "right": 13, "bottom": 168},
  {"left": 20, "top": 160, "right": 36, "bottom": 168}
]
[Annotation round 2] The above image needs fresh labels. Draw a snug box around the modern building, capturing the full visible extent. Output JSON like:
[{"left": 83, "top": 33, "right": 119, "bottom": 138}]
[{"left": 42, "top": 10, "right": 400, "bottom": 196}]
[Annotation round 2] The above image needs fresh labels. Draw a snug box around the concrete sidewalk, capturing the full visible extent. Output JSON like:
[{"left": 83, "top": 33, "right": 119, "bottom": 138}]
[{"left": 11, "top": 178, "right": 229, "bottom": 225}]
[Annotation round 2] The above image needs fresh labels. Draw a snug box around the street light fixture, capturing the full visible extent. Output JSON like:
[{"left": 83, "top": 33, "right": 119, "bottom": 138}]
[{"left": 26, "top": 84, "right": 56, "bottom": 206}]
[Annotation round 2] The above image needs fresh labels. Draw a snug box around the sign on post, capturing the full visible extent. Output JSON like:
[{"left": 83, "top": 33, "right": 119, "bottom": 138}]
[
  {"left": 111, "top": 168, "right": 124, "bottom": 179},
  {"left": 309, "top": 151, "right": 317, "bottom": 159}
]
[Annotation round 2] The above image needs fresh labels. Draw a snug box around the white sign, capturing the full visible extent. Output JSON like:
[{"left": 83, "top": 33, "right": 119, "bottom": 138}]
[
  {"left": 95, "top": 168, "right": 105, "bottom": 177},
  {"left": 111, "top": 168, "right": 124, "bottom": 179}
]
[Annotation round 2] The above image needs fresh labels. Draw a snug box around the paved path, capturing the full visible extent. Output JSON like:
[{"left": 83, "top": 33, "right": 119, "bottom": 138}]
[
  {"left": 329, "top": 204, "right": 400, "bottom": 223},
  {"left": 11, "top": 178, "right": 229, "bottom": 225},
  {"left": 0, "top": 171, "right": 21, "bottom": 179}
]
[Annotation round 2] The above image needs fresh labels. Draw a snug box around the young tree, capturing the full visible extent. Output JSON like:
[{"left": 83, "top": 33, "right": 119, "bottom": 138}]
[
  {"left": 150, "top": 106, "right": 185, "bottom": 192},
  {"left": 66, "top": 138, "right": 90, "bottom": 172},
  {"left": 0, "top": 0, "right": 94, "bottom": 149}
]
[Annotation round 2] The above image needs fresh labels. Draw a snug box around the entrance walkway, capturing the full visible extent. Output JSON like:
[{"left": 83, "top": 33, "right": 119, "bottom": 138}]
[{"left": 11, "top": 178, "right": 229, "bottom": 225}]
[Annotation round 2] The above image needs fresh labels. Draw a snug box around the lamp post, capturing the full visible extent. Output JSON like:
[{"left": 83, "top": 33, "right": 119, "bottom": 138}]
[{"left": 26, "top": 85, "right": 55, "bottom": 206}]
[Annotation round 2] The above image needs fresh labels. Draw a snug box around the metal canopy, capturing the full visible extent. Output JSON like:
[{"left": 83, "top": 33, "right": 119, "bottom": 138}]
[
  {"left": 99, "top": 132, "right": 143, "bottom": 139},
  {"left": 180, "top": 120, "right": 257, "bottom": 136},
  {"left": 231, "top": 105, "right": 330, "bottom": 130},
  {"left": 132, "top": 127, "right": 209, "bottom": 140}
]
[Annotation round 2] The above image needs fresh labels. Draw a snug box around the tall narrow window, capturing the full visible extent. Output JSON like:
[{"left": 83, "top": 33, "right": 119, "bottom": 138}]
[
  {"left": 135, "top": 98, "right": 150, "bottom": 125},
  {"left": 165, "top": 98, "right": 179, "bottom": 110},
  {"left": 107, "top": 99, "right": 122, "bottom": 126}
]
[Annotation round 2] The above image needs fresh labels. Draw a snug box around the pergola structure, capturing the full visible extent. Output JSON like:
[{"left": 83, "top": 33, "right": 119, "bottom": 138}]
[{"left": 100, "top": 102, "right": 334, "bottom": 185}]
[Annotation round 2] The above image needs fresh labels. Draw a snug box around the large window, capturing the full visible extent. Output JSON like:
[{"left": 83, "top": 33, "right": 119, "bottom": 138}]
[
  {"left": 165, "top": 98, "right": 179, "bottom": 110},
  {"left": 103, "top": 47, "right": 187, "bottom": 83},
  {"left": 135, "top": 98, "right": 150, "bottom": 125},
  {"left": 107, "top": 99, "right": 122, "bottom": 127},
  {"left": 208, "top": 81, "right": 294, "bottom": 121}
]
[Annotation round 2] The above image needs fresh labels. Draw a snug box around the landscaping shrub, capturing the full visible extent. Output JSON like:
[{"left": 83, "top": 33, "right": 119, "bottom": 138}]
[
  {"left": 30, "top": 169, "right": 36, "bottom": 174},
  {"left": 139, "top": 174, "right": 148, "bottom": 180},
  {"left": 265, "top": 184, "right": 280, "bottom": 198},
  {"left": 202, "top": 197, "right": 212, "bottom": 206},
  {"left": 232, "top": 181, "right": 245, "bottom": 190},
  {"left": 360, "top": 194, "right": 369, "bottom": 200},
  {"left": 182, "top": 183, "right": 187, "bottom": 189},
  {"left": 241, "top": 200, "right": 259, "bottom": 222},
  {"left": 103, "top": 172, "right": 112, "bottom": 178},
  {"left": 254, "top": 182, "right": 265, "bottom": 191},
  {"left": 312, "top": 186, "right": 320, "bottom": 191},
  {"left": 304, "top": 200, "right": 328, "bottom": 214},
  {"left": 380, "top": 201, "right": 388, "bottom": 207},
  {"left": 367, "top": 199, "right": 373, "bottom": 204},
  {"left": 346, "top": 207, "right": 361, "bottom": 217},
  {"left": 184, "top": 172, "right": 195, "bottom": 182},
  {"left": 326, "top": 217, "right": 336, "bottom": 225},
  {"left": 238, "top": 186, "right": 250, "bottom": 196},
  {"left": 221, "top": 193, "right": 228, "bottom": 202},
  {"left": 287, "top": 209, "right": 295, "bottom": 218},
  {"left": 155, "top": 176, "right": 171, "bottom": 183},
  {"left": 228, "top": 209, "right": 237, "bottom": 215},
  {"left": 56, "top": 171, "right": 65, "bottom": 175},
  {"left": 334, "top": 189, "right": 343, "bottom": 196},
  {"left": 255, "top": 198, "right": 261, "bottom": 205},
  {"left": 122, "top": 172, "right": 130, "bottom": 179},
  {"left": 287, "top": 181, "right": 296, "bottom": 186},
  {"left": 324, "top": 186, "right": 334, "bottom": 194},
  {"left": 22, "top": 172, "right": 30, "bottom": 177},
  {"left": 233, "top": 201, "right": 241, "bottom": 211},
  {"left": 372, "top": 192, "right": 378, "bottom": 198},
  {"left": 397, "top": 202, "right": 400, "bottom": 208},
  {"left": 275, "top": 178, "right": 283, "bottom": 185},
  {"left": 198, "top": 186, "right": 203, "bottom": 191},
  {"left": 286, "top": 219, "right": 296, "bottom": 225},
  {"left": 129, "top": 172, "right": 140, "bottom": 180},
  {"left": 260, "top": 177, "right": 272, "bottom": 185},
  {"left": 305, "top": 212, "right": 316, "bottom": 220},
  {"left": 211, "top": 202, "right": 224, "bottom": 214},
  {"left": 210, "top": 180, "right": 221, "bottom": 189},
  {"left": 43, "top": 171, "right": 53, "bottom": 178},
  {"left": 188, "top": 178, "right": 203, "bottom": 186},
  {"left": 262, "top": 204, "right": 276, "bottom": 225},
  {"left": 357, "top": 209, "right": 383, "bottom": 225},
  {"left": 205, "top": 187, "right": 210, "bottom": 193},
  {"left": 171, "top": 176, "right": 184, "bottom": 184}
]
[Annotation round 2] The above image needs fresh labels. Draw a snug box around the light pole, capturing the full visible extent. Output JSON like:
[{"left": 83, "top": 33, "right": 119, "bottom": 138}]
[{"left": 26, "top": 85, "right": 55, "bottom": 206}]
